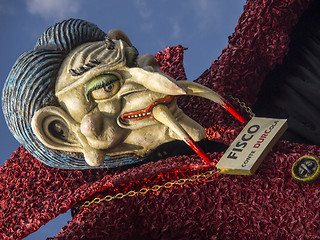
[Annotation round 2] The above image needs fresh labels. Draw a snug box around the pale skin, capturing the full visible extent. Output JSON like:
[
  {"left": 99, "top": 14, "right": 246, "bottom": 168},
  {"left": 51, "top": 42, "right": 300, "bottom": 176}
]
[{"left": 32, "top": 34, "right": 245, "bottom": 167}]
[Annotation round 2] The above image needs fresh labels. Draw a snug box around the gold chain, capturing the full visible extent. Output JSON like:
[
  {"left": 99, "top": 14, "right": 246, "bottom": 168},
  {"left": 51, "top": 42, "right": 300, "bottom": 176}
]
[
  {"left": 73, "top": 94, "right": 248, "bottom": 213},
  {"left": 74, "top": 168, "right": 220, "bottom": 213},
  {"left": 226, "top": 95, "right": 255, "bottom": 118},
  {"left": 73, "top": 95, "right": 251, "bottom": 213}
]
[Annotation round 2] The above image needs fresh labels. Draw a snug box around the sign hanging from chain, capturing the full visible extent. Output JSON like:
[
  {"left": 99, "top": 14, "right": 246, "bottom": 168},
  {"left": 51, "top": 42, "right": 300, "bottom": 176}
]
[{"left": 216, "top": 117, "right": 288, "bottom": 175}]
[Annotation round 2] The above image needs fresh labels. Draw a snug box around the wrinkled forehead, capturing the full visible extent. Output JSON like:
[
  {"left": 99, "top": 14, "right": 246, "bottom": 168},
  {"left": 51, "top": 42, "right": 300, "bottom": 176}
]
[{"left": 56, "top": 39, "right": 126, "bottom": 95}]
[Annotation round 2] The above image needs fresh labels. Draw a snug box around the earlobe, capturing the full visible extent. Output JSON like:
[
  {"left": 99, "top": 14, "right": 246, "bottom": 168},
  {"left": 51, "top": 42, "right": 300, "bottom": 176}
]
[
  {"left": 32, "top": 106, "right": 107, "bottom": 167},
  {"left": 31, "top": 106, "right": 82, "bottom": 152}
]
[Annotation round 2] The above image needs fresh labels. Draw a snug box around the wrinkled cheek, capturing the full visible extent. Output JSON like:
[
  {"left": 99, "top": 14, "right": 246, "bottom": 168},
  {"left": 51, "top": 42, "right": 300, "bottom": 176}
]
[
  {"left": 84, "top": 118, "right": 128, "bottom": 150},
  {"left": 101, "top": 101, "right": 127, "bottom": 147},
  {"left": 97, "top": 99, "right": 122, "bottom": 116},
  {"left": 103, "top": 123, "right": 127, "bottom": 146},
  {"left": 124, "top": 124, "right": 172, "bottom": 152},
  {"left": 58, "top": 93, "right": 95, "bottom": 123}
]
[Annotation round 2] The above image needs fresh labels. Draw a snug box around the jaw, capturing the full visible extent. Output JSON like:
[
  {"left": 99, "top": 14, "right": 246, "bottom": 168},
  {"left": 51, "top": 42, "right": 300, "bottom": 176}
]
[
  {"left": 121, "top": 106, "right": 206, "bottom": 156},
  {"left": 118, "top": 93, "right": 205, "bottom": 134},
  {"left": 113, "top": 80, "right": 246, "bottom": 159},
  {"left": 80, "top": 79, "right": 244, "bottom": 166},
  {"left": 115, "top": 93, "right": 206, "bottom": 157}
]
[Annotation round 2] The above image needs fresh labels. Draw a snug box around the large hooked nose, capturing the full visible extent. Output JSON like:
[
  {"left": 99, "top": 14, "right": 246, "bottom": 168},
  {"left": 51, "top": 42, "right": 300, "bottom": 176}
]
[
  {"left": 125, "top": 67, "right": 187, "bottom": 96},
  {"left": 80, "top": 111, "right": 103, "bottom": 138}
]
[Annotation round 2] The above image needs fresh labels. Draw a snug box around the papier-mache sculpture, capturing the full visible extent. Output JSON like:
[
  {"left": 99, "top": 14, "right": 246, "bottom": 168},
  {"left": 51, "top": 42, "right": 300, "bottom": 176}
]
[
  {"left": 4, "top": 1, "right": 320, "bottom": 239},
  {"left": 2, "top": 19, "right": 245, "bottom": 169}
]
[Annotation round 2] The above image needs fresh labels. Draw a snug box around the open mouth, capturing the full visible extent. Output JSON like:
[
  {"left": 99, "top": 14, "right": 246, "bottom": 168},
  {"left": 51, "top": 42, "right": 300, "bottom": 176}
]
[
  {"left": 120, "top": 95, "right": 173, "bottom": 121},
  {"left": 117, "top": 81, "right": 246, "bottom": 166}
]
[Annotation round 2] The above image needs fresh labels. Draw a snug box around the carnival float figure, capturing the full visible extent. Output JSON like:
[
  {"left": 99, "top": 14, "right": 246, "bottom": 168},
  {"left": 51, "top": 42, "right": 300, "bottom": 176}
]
[
  {"left": 1, "top": 0, "right": 320, "bottom": 239},
  {"left": 2, "top": 19, "right": 244, "bottom": 169}
]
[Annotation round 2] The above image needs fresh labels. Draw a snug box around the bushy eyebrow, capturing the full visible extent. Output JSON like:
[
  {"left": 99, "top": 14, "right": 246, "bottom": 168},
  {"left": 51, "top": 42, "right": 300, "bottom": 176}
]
[
  {"left": 85, "top": 74, "right": 119, "bottom": 101},
  {"left": 69, "top": 59, "right": 101, "bottom": 76}
]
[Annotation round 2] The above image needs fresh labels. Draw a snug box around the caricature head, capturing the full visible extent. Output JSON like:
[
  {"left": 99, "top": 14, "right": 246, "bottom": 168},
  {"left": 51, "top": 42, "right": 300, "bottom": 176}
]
[{"left": 2, "top": 19, "right": 244, "bottom": 169}]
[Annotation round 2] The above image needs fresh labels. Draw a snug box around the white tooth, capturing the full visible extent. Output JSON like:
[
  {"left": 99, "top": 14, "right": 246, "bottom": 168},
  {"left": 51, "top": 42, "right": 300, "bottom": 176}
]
[
  {"left": 178, "top": 81, "right": 224, "bottom": 105},
  {"left": 178, "top": 81, "right": 246, "bottom": 123},
  {"left": 152, "top": 104, "right": 191, "bottom": 141},
  {"left": 134, "top": 115, "right": 138, "bottom": 118},
  {"left": 152, "top": 104, "right": 211, "bottom": 164}
]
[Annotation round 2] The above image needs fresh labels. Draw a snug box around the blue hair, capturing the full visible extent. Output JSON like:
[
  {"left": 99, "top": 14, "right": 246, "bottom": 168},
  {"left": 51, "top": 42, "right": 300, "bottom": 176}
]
[{"left": 2, "top": 19, "right": 142, "bottom": 169}]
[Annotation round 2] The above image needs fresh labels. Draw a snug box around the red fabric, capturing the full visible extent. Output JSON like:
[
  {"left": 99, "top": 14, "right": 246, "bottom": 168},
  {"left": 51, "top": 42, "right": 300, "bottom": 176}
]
[
  {"left": 0, "top": 0, "right": 318, "bottom": 239},
  {"left": 51, "top": 141, "right": 320, "bottom": 240},
  {"left": 179, "top": 0, "right": 313, "bottom": 131},
  {"left": 0, "top": 44, "right": 188, "bottom": 240}
]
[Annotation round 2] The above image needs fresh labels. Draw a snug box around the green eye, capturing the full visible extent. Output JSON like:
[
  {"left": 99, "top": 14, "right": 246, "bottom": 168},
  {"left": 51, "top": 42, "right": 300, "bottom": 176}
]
[{"left": 86, "top": 74, "right": 120, "bottom": 100}]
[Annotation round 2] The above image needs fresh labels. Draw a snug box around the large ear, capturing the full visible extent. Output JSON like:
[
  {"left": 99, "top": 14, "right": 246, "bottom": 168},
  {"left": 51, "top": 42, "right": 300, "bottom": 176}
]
[
  {"left": 31, "top": 106, "right": 82, "bottom": 152},
  {"left": 137, "top": 54, "right": 162, "bottom": 73}
]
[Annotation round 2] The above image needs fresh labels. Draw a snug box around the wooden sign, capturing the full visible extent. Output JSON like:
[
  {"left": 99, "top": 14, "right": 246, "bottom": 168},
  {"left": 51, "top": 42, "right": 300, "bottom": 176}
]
[{"left": 216, "top": 117, "right": 288, "bottom": 175}]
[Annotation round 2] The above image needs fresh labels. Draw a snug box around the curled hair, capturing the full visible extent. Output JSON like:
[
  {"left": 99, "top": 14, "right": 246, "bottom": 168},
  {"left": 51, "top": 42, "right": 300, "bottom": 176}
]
[{"left": 2, "top": 19, "right": 141, "bottom": 169}]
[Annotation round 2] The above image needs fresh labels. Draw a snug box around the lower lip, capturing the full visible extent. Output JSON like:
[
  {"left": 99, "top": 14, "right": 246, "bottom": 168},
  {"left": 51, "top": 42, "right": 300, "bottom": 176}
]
[
  {"left": 121, "top": 95, "right": 173, "bottom": 121},
  {"left": 120, "top": 96, "right": 212, "bottom": 164}
]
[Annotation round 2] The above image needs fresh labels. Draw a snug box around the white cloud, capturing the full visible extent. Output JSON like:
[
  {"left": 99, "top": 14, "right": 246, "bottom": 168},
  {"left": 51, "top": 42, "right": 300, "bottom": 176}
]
[
  {"left": 190, "top": 0, "right": 222, "bottom": 30},
  {"left": 133, "top": 0, "right": 152, "bottom": 19},
  {"left": 133, "top": 0, "right": 154, "bottom": 33},
  {"left": 25, "top": 0, "right": 81, "bottom": 20},
  {"left": 140, "top": 22, "right": 153, "bottom": 32},
  {"left": 198, "top": 0, "right": 209, "bottom": 11},
  {"left": 171, "top": 21, "right": 181, "bottom": 39}
]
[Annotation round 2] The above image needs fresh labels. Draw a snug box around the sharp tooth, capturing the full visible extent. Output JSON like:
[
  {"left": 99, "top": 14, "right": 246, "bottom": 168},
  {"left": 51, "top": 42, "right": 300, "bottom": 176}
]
[
  {"left": 152, "top": 104, "right": 190, "bottom": 142},
  {"left": 178, "top": 81, "right": 246, "bottom": 123},
  {"left": 152, "top": 104, "right": 211, "bottom": 164}
]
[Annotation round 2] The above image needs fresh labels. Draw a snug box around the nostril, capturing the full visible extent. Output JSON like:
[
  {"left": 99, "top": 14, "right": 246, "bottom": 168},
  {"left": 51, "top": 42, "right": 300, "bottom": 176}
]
[{"left": 80, "top": 113, "right": 102, "bottom": 137}]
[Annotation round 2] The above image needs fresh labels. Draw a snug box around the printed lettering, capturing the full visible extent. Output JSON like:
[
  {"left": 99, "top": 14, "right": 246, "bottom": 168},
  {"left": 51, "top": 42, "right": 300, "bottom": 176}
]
[
  {"left": 264, "top": 129, "right": 271, "bottom": 134},
  {"left": 242, "top": 134, "right": 253, "bottom": 141},
  {"left": 253, "top": 143, "right": 260, "bottom": 148},
  {"left": 236, "top": 141, "right": 247, "bottom": 148},
  {"left": 253, "top": 120, "right": 279, "bottom": 149},
  {"left": 242, "top": 150, "right": 256, "bottom": 167},
  {"left": 227, "top": 151, "right": 238, "bottom": 160},
  {"left": 247, "top": 125, "right": 260, "bottom": 134},
  {"left": 228, "top": 124, "right": 261, "bottom": 160},
  {"left": 232, "top": 147, "right": 243, "bottom": 152}
]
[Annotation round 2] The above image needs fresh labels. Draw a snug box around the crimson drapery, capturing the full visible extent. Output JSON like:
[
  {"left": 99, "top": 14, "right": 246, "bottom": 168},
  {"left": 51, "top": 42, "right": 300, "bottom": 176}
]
[{"left": 1, "top": 0, "right": 318, "bottom": 239}]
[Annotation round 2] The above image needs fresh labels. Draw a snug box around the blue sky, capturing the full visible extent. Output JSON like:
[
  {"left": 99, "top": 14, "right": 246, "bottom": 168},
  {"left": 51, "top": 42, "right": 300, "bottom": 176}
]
[{"left": 0, "top": 0, "right": 245, "bottom": 238}]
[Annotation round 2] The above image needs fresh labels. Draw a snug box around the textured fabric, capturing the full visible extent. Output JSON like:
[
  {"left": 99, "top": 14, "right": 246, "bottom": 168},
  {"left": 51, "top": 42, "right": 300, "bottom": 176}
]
[
  {"left": 254, "top": 1, "right": 320, "bottom": 145},
  {"left": 0, "top": 0, "right": 318, "bottom": 239},
  {"left": 52, "top": 141, "right": 320, "bottom": 240}
]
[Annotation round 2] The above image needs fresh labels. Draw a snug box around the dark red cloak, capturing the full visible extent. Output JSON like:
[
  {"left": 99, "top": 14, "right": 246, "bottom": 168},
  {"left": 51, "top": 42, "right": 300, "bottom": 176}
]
[{"left": 1, "top": 0, "right": 319, "bottom": 239}]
